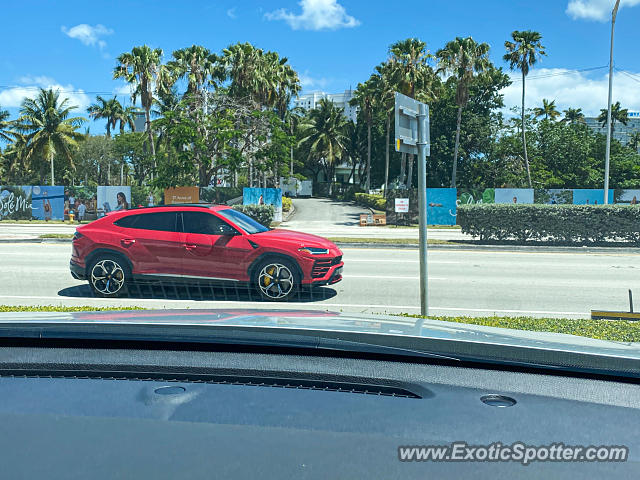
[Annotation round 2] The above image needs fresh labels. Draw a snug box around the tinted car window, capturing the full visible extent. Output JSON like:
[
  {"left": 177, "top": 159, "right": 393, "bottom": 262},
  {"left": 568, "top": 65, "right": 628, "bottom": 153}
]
[
  {"left": 115, "top": 212, "right": 178, "bottom": 232},
  {"left": 182, "top": 212, "right": 236, "bottom": 235}
]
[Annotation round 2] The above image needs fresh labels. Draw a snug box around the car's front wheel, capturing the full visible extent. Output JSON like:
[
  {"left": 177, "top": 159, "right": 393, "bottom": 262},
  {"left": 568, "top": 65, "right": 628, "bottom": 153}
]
[
  {"left": 254, "top": 259, "right": 299, "bottom": 301},
  {"left": 88, "top": 254, "right": 130, "bottom": 298}
]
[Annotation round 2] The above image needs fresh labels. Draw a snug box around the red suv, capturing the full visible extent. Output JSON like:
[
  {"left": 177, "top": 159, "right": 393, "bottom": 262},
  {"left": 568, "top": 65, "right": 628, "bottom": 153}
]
[{"left": 70, "top": 205, "right": 343, "bottom": 301}]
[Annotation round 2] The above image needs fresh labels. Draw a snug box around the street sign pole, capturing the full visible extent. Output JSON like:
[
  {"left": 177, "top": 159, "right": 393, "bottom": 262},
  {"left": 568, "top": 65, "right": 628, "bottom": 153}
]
[
  {"left": 395, "top": 92, "right": 430, "bottom": 318},
  {"left": 417, "top": 103, "right": 429, "bottom": 317}
]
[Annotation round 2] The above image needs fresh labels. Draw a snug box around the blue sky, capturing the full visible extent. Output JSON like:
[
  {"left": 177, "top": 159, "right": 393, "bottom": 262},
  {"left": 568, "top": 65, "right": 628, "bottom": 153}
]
[{"left": 2, "top": 0, "right": 640, "bottom": 133}]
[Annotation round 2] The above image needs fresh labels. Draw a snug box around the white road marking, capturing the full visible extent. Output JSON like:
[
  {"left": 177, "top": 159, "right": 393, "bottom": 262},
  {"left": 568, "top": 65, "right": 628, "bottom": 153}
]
[{"left": 345, "top": 275, "right": 445, "bottom": 280}]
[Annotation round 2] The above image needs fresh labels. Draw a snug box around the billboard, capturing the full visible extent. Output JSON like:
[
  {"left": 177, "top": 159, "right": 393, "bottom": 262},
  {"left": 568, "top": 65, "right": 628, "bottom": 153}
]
[
  {"left": 573, "top": 189, "right": 613, "bottom": 205},
  {"left": 534, "top": 189, "right": 573, "bottom": 205},
  {"left": 96, "top": 186, "right": 132, "bottom": 217},
  {"left": 164, "top": 186, "right": 199, "bottom": 205},
  {"left": 31, "top": 186, "right": 64, "bottom": 220},
  {"left": 494, "top": 188, "right": 534, "bottom": 204},
  {"left": 614, "top": 189, "right": 640, "bottom": 204},
  {"left": 426, "top": 188, "right": 457, "bottom": 226},
  {"left": 243, "top": 187, "right": 283, "bottom": 222},
  {"left": 0, "top": 186, "right": 32, "bottom": 220},
  {"left": 458, "top": 188, "right": 495, "bottom": 205}
]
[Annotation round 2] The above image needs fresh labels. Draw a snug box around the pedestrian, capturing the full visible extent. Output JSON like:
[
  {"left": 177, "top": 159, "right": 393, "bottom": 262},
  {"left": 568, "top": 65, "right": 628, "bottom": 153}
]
[
  {"left": 68, "top": 192, "right": 76, "bottom": 210},
  {"left": 43, "top": 191, "right": 52, "bottom": 221},
  {"left": 148, "top": 192, "right": 155, "bottom": 207},
  {"left": 77, "top": 200, "right": 86, "bottom": 223}
]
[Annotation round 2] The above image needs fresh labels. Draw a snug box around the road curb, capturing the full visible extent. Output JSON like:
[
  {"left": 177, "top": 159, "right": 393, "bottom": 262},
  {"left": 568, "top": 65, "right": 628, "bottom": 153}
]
[{"left": 333, "top": 242, "right": 640, "bottom": 253}]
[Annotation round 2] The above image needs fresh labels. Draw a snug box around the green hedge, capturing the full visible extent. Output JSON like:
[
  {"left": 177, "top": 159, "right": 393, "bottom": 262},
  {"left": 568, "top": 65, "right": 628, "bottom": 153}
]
[
  {"left": 354, "top": 193, "right": 386, "bottom": 211},
  {"left": 233, "top": 204, "right": 275, "bottom": 227},
  {"left": 458, "top": 204, "right": 640, "bottom": 243}
]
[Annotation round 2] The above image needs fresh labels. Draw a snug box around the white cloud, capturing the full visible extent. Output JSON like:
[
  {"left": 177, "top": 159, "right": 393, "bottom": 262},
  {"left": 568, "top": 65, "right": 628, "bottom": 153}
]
[
  {"left": 265, "top": 0, "right": 360, "bottom": 30},
  {"left": 566, "top": 0, "right": 640, "bottom": 21},
  {"left": 227, "top": 7, "right": 237, "bottom": 19},
  {"left": 299, "top": 71, "right": 330, "bottom": 89},
  {"left": 0, "top": 77, "right": 90, "bottom": 111},
  {"left": 500, "top": 68, "right": 640, "bottom": 117},
  {"left": 61, "top": 23, "right": 113, "bottom": 49}
]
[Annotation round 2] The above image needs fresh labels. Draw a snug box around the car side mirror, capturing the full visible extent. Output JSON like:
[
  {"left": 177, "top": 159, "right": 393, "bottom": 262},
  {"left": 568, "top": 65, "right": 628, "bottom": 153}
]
[{"left": 219, "top": 224, "right": 239, "bottom": 236}]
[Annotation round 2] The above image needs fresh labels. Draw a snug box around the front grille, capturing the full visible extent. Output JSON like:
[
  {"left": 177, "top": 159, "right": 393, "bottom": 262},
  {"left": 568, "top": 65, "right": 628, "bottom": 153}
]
[
  {"left": 331, "top": 255, "right": 342, "bottom": 265},
  {"left": 312, "top": 259, "right": 332, "bottom": 278}
]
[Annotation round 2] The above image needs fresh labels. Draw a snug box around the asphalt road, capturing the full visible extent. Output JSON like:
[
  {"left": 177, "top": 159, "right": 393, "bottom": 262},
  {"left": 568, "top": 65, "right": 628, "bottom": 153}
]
[
  {"left": 282, "top": 198, "right": 467, "bottom": 240},
  {"left": 1, "top": 241, "right": 638, "bottom": 318}
]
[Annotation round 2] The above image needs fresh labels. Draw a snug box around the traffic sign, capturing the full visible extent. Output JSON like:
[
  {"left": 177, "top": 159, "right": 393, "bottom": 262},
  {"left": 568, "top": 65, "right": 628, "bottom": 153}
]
[
  {"left": 394, "top": 92, "right": 430, "bottom": 156},
  {"left": 395, "top": 198, "right": 409, "bottom": 213}
]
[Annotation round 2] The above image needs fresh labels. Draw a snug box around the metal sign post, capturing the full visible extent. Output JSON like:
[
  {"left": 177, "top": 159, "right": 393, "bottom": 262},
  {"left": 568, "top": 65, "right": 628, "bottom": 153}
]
[{"left": 395, "top": 92, "right": 430, "bottom": 317}]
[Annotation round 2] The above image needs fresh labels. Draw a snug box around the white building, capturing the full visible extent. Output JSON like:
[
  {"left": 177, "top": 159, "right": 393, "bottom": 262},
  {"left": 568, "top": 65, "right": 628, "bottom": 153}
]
[
  {"left": 294, "top": 89, "right": 358, "bottom": 123},
  {"left": 585, "top": 111, "right": 640, "bottom": 148}
]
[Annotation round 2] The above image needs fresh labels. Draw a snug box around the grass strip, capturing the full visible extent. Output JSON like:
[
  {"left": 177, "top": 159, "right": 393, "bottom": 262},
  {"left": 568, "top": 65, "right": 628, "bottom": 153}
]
[{"left": 397, "top": 313, "right": 640, "bottom": 342}]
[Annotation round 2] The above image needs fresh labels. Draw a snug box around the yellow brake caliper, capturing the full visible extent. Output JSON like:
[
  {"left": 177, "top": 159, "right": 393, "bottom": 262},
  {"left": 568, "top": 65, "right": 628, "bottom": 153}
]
[{"left": 264, "top": 266, "right": 276, "bottom": 286}]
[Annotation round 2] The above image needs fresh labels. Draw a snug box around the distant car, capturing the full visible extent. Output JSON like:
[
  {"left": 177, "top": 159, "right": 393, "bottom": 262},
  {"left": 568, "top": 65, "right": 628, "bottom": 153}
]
[{"left": 70, "top": 205, "right": 343, "bottom": 301}]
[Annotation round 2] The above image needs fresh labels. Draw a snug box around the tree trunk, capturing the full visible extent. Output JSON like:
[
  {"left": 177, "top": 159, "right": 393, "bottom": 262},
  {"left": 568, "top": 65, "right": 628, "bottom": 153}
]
[
  {"left": 366, "top": 121, "right": 371, "bottom": 192},
  {"left": 406, "top": 154, "right": 413, "bottom": 189},
  {"left": 451, "top": 104, "right": 463, "bottom": 188},
  {"left": 107, "top": 162, "right": 111, "bottom": 186},
  {"left": 521, "top": 70, "right": 532, "bottom": 188},
  {"left": 106, "top": 123, "right": 111, "bottom": 138},
  {"left": 145, "top": 106, "right": 156, "bottom": 181},
  {"left": 49, "top": 151, "right": 55, "bottom": 186},
  {"left": 384, "top": 113, "right": 390, "bottom": 197}
]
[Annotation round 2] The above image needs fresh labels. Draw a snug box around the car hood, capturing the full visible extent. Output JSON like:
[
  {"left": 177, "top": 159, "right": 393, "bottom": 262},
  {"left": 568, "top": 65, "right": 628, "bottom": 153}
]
[
  {"left": 1, "top": 309, "right": 639, "bottom": 360},
  {"left": 251, "top": 229, "right": 339, "bottom": 250}
]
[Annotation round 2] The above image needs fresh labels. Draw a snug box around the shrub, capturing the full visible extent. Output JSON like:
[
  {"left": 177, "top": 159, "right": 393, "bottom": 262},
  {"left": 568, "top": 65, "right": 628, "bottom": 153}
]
[
  {"left": 332, "top": 184, "right": 364, "bottom": 201},
  {"left": 282, "top": 196, "right": 292, "bottom": 213},
  {"left": 233, "top": 204, "right": 275, "bottom": 227},
  {"left": 354, "top": 193, "right": 386, "bottom": 211},
  {"left": 458, "top": 204, "right": 640, "bottom": 244}
]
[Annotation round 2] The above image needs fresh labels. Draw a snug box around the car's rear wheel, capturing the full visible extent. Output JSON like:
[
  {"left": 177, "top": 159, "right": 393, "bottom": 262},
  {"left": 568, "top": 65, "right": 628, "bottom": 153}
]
[
  {"left": 254, "top": 258, "right": 299, "bottom": 302},
  {"left": 88, "top": 254, "right": 130, "bottom": 298}
]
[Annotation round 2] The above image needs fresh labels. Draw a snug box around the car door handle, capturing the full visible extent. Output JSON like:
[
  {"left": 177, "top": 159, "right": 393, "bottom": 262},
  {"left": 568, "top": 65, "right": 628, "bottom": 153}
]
[
  {"left": 184, "top": 243, "right": 197, "bottom": 251},
  {"left": 121, "top": 238, "right": 136, "bottom": 247}
]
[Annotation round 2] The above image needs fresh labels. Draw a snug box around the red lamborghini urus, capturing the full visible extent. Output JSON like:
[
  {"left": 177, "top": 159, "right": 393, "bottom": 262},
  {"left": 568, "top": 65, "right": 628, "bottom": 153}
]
[{"left": 70, "top": 205, "right": 343, "bottom": 301}]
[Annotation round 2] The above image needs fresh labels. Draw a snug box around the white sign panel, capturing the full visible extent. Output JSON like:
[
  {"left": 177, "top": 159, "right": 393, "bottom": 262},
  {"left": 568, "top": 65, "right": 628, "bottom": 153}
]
[{"left": 395, "top": 198, "right": 409, "bottom": 213}]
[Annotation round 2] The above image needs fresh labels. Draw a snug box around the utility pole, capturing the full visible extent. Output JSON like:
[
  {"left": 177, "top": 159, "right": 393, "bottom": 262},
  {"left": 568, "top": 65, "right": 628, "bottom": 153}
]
[{"left": 604, "top": 0, "right": 621, "bottom": 205}]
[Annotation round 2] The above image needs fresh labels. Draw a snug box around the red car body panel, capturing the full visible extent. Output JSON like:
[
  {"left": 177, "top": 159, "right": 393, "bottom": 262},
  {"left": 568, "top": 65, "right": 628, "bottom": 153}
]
[{"left": 70, "top": 205, "right": 343, "bottom": 287}]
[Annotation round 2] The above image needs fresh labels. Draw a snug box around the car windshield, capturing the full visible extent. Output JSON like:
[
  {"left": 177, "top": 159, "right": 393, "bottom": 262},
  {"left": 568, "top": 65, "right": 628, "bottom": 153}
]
[
  {"left": 217, "top": 208, "right": 270, "bottom": 234},
  {"left": 2, "top": 0, "right": 640, "bottom": 366}
]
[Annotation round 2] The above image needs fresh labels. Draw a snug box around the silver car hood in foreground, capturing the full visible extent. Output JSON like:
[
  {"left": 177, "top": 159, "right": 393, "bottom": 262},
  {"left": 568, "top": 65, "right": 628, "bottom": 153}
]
[{"left": 0, "top": 308, "right": 638, "bottom": 361}]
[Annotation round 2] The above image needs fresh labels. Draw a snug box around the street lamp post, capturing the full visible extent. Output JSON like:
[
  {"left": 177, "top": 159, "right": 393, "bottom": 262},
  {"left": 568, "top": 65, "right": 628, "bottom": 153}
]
[{"left": 604, "top": 0, "right": 621, "bottom": 205}]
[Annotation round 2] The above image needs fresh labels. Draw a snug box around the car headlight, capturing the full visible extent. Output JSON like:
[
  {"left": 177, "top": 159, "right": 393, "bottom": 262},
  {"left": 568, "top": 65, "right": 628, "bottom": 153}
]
[{"left": 298, "top": 247, "right": 329, "bottom": 255}]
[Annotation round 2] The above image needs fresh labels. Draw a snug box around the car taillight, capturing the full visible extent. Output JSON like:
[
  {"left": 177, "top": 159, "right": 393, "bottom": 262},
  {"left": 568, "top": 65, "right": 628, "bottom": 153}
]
[{"left": 72, "top": 231, "right": 84, "bottom": 242}]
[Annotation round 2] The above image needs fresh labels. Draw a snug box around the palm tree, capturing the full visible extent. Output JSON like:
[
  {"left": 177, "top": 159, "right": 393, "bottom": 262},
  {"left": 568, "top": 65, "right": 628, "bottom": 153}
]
[
  {"left": 371, "top": 62, "right": 396, "bottom": 196},
  {"left": 283, "top": 106, "right": 305, "bottom": 175},
  {"left": 629, "top": 131, "right": 640, "bottom": 152},
  {"left": 388, "top": 38, "right": 436, "bottom": 188},
  {"left": 437, "top": 36, "right": 490, "bottom": 187},
  {"left": 116, "top": 106, "right": 138, "bottom": 134},
  {"left": 15, "top": 88, "right": 85, "bottom": 185},
  {"left": 561, "top": 107, "right": 585, "bottom": 125},
  {"left": 504, "top": 30, "right": 546, "bottom": 188},
  {"left": 0, "top": 105, "right": 15, "bottom": 143},
  {"left": 168, "top": 45, "right": 216, "bottom": 97},
  {"left": 298, "top": 99, "right": 349, "bottom": 196},
  {"left": 350, "top": 79, "right": 376, "bottom": 191},
  {"left": 598, "top": 101, "right": 628, "bottom": 137},
  {"left": 113, "top": 45, "right": 164, "bottom": 159},
  {"left": 533, "top": 98, "right": 560, "bottom": 121},
  {"left": 87, "top": 96, "right": 122, "bottom": 137}
]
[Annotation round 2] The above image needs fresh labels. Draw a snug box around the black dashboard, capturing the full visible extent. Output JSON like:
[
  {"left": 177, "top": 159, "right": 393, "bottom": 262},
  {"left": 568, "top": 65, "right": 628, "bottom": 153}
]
[{"left": 1, "top": 341, "right": 638, "bottom": 479}]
